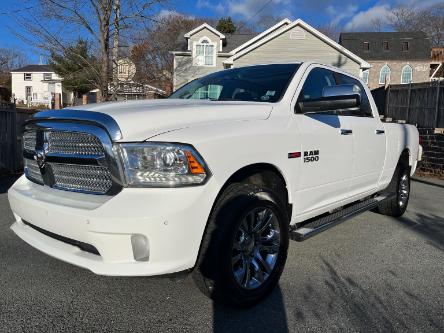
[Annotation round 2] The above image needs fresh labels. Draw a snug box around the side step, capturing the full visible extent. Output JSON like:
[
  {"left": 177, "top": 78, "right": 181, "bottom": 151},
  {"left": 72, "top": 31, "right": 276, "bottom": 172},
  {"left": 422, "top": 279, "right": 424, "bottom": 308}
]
[{"left": 290, "top": 195, "right": 392, "bottom": 242}]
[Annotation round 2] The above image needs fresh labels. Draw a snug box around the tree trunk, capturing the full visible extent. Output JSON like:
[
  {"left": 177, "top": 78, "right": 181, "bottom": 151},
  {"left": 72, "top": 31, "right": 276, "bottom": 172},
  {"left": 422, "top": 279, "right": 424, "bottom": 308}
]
[
  {"left": 112, "top": 0, "right": 120, "bottom": 101},
  {"left": 97, "top": 0, "right": 113, "bottom": 102},
  {"left": 100, "top": 35, "right": 110, "bottom": 101}
]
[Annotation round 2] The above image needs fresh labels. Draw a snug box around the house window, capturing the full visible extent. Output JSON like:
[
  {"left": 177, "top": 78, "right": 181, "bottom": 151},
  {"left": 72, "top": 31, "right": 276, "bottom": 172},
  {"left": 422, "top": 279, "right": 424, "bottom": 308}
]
[
  {"left": 363, "top": 42, "right": 370, "bottom": 51},
  {"left": 401, "top": 65, "right": 413, "bottom": 84},
  {"left": 194, "top": 38, "right": 215, "bottom": 66},
  {"left": 43, "top": 73, "right": 52, "bottom": 80},
  {"left": 402, "top": 41, "right": 409, "bottom": 51},
  {"left": 379, "top": 65, "right": 391, "bottom": 84},
  {"left": 361, "top": 69, "right": 369, "bottom": 84},
  {"left": 24, "top": 73, "right": 32, "bottom": 81},
  {"left": 383, "top": 41, "right": 389, "bottom": 50}
]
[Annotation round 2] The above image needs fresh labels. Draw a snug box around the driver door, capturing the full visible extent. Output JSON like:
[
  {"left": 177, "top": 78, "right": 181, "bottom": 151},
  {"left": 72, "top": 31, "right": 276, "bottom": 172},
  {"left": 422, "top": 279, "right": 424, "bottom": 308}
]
[{"left": 292, "top": 66, "right": 354, "bottom": 215}]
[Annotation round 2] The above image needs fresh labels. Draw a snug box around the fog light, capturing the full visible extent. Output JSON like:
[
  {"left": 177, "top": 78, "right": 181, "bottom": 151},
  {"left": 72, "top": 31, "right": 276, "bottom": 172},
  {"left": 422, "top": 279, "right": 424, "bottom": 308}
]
[{"left": 131, "top": 234, "right": 149, "bottom": 262}]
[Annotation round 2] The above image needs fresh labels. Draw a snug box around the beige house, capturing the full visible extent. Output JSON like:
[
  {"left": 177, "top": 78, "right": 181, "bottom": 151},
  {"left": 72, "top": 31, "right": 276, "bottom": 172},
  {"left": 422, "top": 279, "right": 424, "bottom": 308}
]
[{"left": 171, "top": 19, "right": 371, "bottom": 90}]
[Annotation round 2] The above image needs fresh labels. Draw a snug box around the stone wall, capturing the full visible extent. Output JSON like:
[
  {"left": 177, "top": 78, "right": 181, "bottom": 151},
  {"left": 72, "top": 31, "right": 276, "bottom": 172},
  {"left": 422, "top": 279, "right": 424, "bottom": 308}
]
[
  {"left": 417, "top": 128, "right": 444, "bottom": 178},
  {"left": 366, "top": 60, "right": 430, "bottom": 90}
]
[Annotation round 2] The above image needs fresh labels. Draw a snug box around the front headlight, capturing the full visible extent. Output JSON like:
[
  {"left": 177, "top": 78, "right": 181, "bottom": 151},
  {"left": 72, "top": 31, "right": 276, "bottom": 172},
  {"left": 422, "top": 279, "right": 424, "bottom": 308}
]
[{"left": 118, "top": 142, "right": 210, "bottom": 187}]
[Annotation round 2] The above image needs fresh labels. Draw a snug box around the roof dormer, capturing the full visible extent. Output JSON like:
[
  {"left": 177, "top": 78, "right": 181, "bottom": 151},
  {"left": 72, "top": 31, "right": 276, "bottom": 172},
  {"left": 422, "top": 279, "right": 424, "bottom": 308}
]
[{"left": 184, "top": 23, "right": 225, "bottom": 52}]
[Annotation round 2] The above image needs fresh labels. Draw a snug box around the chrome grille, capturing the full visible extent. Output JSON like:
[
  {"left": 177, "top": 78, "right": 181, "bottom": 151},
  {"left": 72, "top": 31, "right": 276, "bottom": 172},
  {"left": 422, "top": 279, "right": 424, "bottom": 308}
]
[
  {"left": 47, "top": 131, "right": 105, "bottom": 156},
  {"left": 23, "top": 128, "right": 117, "bottom": 195},
  {"left": 24, "top": 158, "right": 43, "bottom": 184},
  {"left": 23, "top": 131, "right": 37, "bottom": 151},
  {"left": 51, "top": 163, "right": 113, "bottom": 194}
]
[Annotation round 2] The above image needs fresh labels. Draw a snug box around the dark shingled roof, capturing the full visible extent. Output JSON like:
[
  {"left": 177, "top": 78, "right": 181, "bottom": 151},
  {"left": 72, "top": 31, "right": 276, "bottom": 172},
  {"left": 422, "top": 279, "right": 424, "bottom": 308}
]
[
  {"left": 223, "top": 33, "right": 257, "bottom": 52},
  {"left": 339, "top": 32, "right": 430, "bottom": 61},
  {"left": 11, "top": 65, "right": 53, "bottom": 72},
  {"left": 174, "top": 33, "right": 257, "bottom": 53}
]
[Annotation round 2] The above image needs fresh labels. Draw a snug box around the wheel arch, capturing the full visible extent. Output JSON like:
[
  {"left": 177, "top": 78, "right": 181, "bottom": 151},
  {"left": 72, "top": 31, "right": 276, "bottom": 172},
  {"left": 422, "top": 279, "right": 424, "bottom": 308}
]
[
  {"left": 199, "top": 163, "right": 292, "bottom": 253},
  {"left": 193, "top": 162, "right": 292, "bottom": 273},
  {"left": 219, "top": 163, "right": 291, "bottom": 213}
]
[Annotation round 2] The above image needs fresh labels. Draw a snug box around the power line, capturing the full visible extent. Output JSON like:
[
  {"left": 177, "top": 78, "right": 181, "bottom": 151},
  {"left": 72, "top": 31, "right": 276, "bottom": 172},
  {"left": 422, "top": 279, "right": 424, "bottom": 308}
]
[{"left": 236, "top": 0, "right": 274, "bottom": 31}]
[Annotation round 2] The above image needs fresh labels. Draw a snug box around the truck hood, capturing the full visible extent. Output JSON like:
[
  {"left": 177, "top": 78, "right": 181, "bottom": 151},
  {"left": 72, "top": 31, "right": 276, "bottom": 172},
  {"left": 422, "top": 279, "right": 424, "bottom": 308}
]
[{"left": 69, "top": 99, "right": 273, "bottom": 141}]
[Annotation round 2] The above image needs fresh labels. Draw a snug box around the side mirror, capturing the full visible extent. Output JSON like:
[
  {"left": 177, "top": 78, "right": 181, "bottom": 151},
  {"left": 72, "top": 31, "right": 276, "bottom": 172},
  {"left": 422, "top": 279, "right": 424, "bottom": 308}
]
[{"left": 296, "top": 84, "right": 361, "bottom": 114}]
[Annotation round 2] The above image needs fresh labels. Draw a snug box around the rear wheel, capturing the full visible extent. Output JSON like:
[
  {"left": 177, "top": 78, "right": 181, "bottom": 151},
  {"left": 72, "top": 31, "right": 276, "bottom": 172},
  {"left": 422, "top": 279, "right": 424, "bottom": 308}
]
[
  {"left": 376, "top": 164, "right": 410, "bottom": 217},
  {"left": 193, "top": 183, "right": 289, "bottom": 307}
]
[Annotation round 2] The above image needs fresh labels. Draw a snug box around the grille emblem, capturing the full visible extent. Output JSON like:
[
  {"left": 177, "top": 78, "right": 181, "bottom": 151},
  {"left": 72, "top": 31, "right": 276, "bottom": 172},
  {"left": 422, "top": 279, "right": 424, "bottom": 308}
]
[
  {"left": 34, "top": 149, "right": 46, "bottom": 168},
  {"left": 34, "top": 135, "right": 49, "bottom": 169}
]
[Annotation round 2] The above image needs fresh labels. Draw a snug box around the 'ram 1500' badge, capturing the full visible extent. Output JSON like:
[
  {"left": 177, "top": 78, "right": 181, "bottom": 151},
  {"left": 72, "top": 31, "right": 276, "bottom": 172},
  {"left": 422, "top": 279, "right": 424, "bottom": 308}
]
[{"left": 304, "top": 150, "right": 319, "bottom": 163}]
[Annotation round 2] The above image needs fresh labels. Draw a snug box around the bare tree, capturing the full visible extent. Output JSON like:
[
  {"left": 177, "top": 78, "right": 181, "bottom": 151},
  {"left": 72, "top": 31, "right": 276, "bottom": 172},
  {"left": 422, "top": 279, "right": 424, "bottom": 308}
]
[
  {"left": 0, "top": 48, "right": 28, "bottom": 73},
  {"left": 112, "top": 0, "right": 121, "bottom": 99},
  {"left": 316, "top": 22, "right": 340, "bottom": 42},
  {"left": 12, "top": 0, "right": 165, "bottom": 101},
  {"left": 130, "top": 13, "right": 210, "bottom": 91},
  {"left": 0, "top": 48, "right": 28, "bottom": 100},
  {"left": 388, "top": 4, "right": 444, "bottom": 46},
  {"left": 254, "top": 14, "right": 286, "bottom": 32},
  {"left": 371, "top": 18, "right": 384, "bottom": 32}
]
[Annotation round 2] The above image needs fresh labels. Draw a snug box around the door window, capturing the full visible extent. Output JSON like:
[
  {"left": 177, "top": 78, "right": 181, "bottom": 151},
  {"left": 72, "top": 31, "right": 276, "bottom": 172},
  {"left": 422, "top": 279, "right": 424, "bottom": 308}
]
[
  {"left": 298, "top": 67, "right": 337, "bottom": 102},
  {"left": 335, "top": 73, "right": 373, "bottom": 117}
]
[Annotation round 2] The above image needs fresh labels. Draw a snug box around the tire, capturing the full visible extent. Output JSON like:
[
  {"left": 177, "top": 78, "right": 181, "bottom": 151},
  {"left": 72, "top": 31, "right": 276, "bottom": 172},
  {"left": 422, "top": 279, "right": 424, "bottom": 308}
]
[
  {"left": 193, "top": 183, "right": 289, "bottom": 307},
  {"left": 376, "top": 164, "right": 410, "bottom": 217}
]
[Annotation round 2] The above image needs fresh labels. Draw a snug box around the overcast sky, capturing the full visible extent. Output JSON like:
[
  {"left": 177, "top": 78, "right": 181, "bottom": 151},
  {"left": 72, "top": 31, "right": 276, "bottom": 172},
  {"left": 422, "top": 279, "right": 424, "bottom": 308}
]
[{"left": 0, "top": 0, "right": 441, "bottom": 63}]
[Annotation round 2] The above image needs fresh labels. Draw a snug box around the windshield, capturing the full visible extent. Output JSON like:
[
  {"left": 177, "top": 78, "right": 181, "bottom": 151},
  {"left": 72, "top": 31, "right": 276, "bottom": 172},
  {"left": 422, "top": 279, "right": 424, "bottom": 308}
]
[{"left": 169, "top": 64, "right": 300, "bottom": 103}]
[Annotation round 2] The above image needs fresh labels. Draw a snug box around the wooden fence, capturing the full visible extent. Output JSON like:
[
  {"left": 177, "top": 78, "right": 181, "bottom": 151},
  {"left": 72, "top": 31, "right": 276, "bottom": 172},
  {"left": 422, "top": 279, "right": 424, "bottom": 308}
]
[
  {"left": 0, "top": 103, "right": 37, "bottom": 173},
  {"left": 383, "top": 81, "right": 444, "bottom": 128}
]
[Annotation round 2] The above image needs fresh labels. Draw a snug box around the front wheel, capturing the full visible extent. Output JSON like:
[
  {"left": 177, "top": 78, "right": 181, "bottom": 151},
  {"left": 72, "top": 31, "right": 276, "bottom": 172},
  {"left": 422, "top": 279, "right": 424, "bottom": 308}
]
[
  {"left": 376, "top": 165, "right": 410, "bottom": 217},
  {"left": 193, "top": 183, "right": 289, "bottom": 307}
]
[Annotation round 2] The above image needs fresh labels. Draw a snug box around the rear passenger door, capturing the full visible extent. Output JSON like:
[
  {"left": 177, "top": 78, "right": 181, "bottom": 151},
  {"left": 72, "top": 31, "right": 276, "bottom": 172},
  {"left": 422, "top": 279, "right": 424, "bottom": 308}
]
[
  {"left": 335, "top": 72, "right": 386, "bottom": 195},
  {"left": 292, "top": 66, "right": 354, "bottom": 214}
]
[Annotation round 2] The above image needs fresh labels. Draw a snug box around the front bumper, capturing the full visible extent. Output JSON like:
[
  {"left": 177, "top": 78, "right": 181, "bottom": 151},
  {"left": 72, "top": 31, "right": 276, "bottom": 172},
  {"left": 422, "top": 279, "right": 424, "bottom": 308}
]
[{"left": 8, "top": 176, "right": 219, "bottom": 276}]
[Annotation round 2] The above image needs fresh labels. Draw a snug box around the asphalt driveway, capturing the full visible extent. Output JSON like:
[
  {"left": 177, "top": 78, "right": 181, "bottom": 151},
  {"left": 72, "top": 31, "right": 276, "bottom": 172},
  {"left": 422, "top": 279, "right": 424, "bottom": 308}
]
[{"left": 0, "top": 175, "right": 443, "bottom": 332}]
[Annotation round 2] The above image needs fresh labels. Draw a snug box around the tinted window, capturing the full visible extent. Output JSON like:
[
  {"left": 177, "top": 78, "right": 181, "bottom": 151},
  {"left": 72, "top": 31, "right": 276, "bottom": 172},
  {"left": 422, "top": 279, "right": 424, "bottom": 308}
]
[
  {"left": 335, "top": 73, "right": 373, "bottom": 117},
  {"left": 298, "top": 67, "right": 337, "bottom": 102},
  {"left": 169, "top": 64, "right": 300, "bottom": 103}
]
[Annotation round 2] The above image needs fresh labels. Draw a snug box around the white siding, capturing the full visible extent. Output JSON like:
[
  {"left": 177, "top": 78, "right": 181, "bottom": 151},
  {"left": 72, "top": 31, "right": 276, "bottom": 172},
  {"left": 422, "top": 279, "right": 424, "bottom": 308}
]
[
  {"left": 233, "top": 26, "right": 361, "bottom": 76},
  {"left": 174, "top": 55, "right": 226, "bottom": 90},
  {"left": 11, "top": 71, "right": 63, "bottom": 107},
  {"left": 173, "top": 27, "right": 227, "bottom": 90},
  {"left": 188, "top": 28, "right": 222, "bottom": 52}
]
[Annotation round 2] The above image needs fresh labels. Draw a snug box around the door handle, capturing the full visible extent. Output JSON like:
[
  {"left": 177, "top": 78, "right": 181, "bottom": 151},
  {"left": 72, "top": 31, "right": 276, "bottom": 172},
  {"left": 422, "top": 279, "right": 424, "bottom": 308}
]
[
  {"left": 340, "top": 129, "right": 353, "bottom": 135},
  {"left": 375, "top": 129, "right": 385, "bottom": 135}
]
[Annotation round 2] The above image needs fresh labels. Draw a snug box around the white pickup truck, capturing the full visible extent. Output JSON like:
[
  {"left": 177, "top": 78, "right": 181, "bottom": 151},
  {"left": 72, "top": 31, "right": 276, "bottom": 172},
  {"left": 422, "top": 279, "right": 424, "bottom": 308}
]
[{"left": 8, "top": 63, "right": 421, "bottom": 306}]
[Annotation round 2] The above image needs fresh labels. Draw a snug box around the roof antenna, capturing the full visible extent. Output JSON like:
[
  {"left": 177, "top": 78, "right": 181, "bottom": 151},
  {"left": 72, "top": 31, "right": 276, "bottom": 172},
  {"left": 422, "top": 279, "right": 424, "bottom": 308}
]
[{"left": 39, "top": 55, "right": 43, "bottom": 65}]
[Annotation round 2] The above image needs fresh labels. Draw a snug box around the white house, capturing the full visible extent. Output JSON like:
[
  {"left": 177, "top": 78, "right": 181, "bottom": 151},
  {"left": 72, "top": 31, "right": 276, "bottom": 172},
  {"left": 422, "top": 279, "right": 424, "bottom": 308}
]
[{"left": 11, "top": 65, "right": 64, "bottom": 108}]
